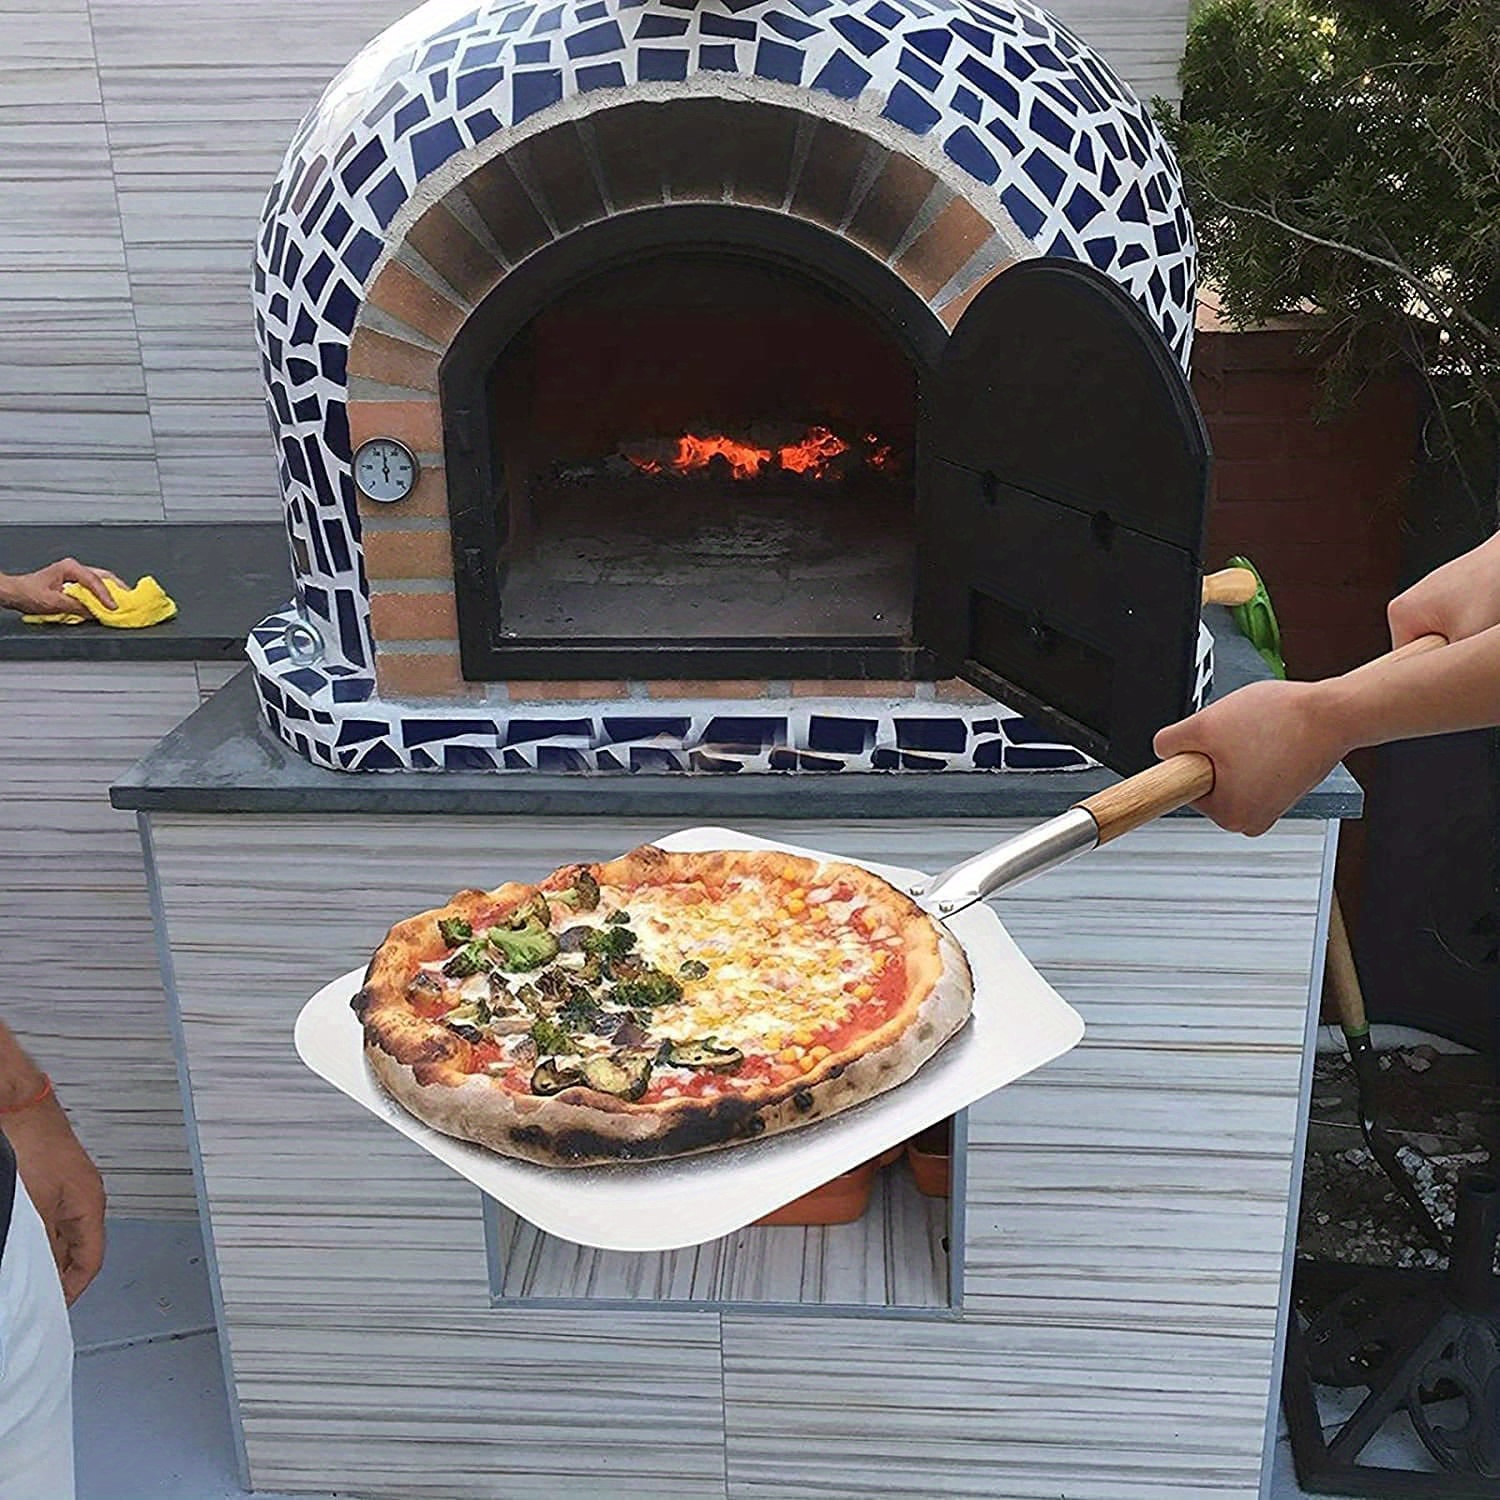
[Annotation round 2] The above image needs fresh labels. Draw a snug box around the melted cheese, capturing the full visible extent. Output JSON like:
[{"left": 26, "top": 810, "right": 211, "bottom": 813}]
[
  {"left": 422, "top": 874, "right": 896, "bottom": 1067},
  {"left": 553, "top": 878, "right": 887, "bottom": 1054}
]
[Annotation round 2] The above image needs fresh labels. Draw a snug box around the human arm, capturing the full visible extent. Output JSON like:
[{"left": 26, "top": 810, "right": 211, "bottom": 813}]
[
  {"left": 1387, "top": 530, "right": 1500, "bottom": 648},
  {"left": 1153, "top": 623, "right": 1500, "bottom": 835},
  {"left": 0, "top": 1022, "right": 106, "bottom": 1303},
  {"left": 0, "top": 557, "right": 118, "bottom": 614}
]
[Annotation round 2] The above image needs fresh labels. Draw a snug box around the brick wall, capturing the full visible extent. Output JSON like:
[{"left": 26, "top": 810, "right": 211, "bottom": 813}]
[
  {"left": 1191, "top": 307, "right": 1423, "bottom": 938},
  {"left": 1193, "top": 312, "right": 1420, "bottom": 681}
]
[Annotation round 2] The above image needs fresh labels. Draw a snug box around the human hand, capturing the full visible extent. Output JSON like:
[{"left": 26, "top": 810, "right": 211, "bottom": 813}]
[
  {"left": 1387, "top": 533, "right": 1500, "bottom": 649},
  {"left": 0, "top": 557, "right": 120, "bottom": 615},
  {"left": 2, "top": 1091, "right": 107, "bottom": 1304},
  {"left": 1153, "top": 678, "right": 1348, "bottom": 836}
]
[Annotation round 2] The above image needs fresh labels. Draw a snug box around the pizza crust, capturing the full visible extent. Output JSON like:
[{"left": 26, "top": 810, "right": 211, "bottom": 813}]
[{"left": 355, "top": 848, "right": 974, "bottom": 1167}]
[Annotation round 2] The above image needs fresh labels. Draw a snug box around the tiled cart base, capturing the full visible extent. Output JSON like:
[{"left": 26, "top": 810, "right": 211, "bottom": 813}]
[
  {"left": 248, "top": 611, "right": 1214, "bottom": 771},
  {"left": 144, "top": 811, "right": 1332, "bottom": 1498}
]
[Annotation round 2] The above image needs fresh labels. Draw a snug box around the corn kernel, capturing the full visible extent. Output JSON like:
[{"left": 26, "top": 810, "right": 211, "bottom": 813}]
[
  {"left": 853, "top": 983, "right": 874, "bottom": 1000},
  {"left": 810, "top": 1045, "right": 831, "bottom": 1061},
  {"left": 791, "top": 1028, "right": 815, "bottom": 1047},
  {"left": 799, "top": 1054, "right": 819, "bottom": 1073},
  {"left": 787, "top": 898, "right": 806, "bottom": 915},
  {"left": 776, "top": 1047, "right": 800, "bottom": 1065}
]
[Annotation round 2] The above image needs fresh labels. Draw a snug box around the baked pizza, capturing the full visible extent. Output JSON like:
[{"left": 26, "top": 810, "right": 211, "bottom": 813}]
[{"left": 353, "top": 845, "right": 971, "bottom": 1167}]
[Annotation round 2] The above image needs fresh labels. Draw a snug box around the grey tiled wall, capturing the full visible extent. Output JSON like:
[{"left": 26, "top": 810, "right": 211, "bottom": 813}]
[
  {"left": 0, "top": 0, "right": 1188, "bottom": 526},
  {"left": 149, "top": 808, "right": 1324, "bottom": 1497}
]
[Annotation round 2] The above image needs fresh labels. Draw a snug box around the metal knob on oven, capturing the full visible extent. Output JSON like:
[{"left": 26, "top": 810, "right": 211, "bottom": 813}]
[{"left": 282, "top": 618, "right": 325, "bottom": 665}]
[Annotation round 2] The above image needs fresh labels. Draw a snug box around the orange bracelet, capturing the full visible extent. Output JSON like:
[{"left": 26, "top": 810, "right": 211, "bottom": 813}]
[{"left": 0, "top": 1074, "right": 53, "bottom": 1115}]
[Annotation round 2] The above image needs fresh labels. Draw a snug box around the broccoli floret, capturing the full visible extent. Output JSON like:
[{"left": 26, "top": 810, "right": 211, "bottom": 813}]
[
  {"left": 558, "top": 989, "right": 603, "bottom": 1031},
  {"left": 528, "top": 1016, "right": 573, "bottom": 1056},
  {"left": 609, "top": 968, "right": 683, "bottom": 1010},
  {"left": 555, "top": 868, "right": 600, "bottom": 912},
  {"left": 603, "top": 952, "right": 646, "bottom": 983},
  {"left": 605, "top": 909, "right": 631, "bottom": 926},
  {"left": 507, "top": 893, "right": 552, "bottom": 930},
  {"left": 441, "top": 943, "right": 490, "bottom": 979},
  {"left": 486, "top": 920, "right": 559, "bottom": 972},
  {"left": 580, "top": 925, "right": 637, "bottom": 960},
  {"left": 437, "top": 916, "right": 473, "bottom": 948}
]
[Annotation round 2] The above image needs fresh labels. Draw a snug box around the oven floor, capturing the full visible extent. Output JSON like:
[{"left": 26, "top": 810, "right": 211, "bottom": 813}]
[{"left": 498, "top": 482, "right": 914, "bottom": 639}]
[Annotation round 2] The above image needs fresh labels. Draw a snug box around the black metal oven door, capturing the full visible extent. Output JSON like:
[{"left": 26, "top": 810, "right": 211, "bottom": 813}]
[{"left": 913, "top": 257, "right": 1209, "bottom": 775}]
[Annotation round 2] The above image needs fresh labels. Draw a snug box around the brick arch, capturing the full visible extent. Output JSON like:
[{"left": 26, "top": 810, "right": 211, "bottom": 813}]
[{"left": 347, "top": 96, "right": 1018, "bottom": 696}]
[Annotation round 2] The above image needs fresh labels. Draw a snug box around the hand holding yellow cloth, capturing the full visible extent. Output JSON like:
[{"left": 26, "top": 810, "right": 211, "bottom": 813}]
[{"left": 22, "top": 574, "right": 178, "bottom": 628}]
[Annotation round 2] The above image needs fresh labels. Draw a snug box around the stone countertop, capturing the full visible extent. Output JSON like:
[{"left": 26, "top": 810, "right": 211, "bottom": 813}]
[
  {"left": 0, "top": 524, "right": 290, "bottom": 661},
  {"left": 111, "top": 609, "right": 1363, "bottom": 819}
]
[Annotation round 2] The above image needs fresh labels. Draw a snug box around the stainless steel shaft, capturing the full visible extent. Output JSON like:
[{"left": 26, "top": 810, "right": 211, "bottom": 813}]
[{"left": 917, "top": 806, "right": 1099, "bottom": 917}]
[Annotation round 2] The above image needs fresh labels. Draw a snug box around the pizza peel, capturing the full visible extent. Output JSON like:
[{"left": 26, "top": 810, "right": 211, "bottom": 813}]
[
  {"left": 295, "top": 633, "right": 1446, "bottom": 1252},
  {"left": 294, "top": 825, "right": 1084, "bottom": 1252}
]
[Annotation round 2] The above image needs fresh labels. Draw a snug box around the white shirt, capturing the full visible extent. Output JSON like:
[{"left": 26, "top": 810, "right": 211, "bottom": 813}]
[{"left": 0, "top": 1179, "right": 74, "bottom": 1500}]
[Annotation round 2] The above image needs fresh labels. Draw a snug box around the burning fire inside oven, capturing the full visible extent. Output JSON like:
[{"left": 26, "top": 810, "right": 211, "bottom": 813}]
[{"left": 623, "top": 426, "right": 895, "bottom": 482}]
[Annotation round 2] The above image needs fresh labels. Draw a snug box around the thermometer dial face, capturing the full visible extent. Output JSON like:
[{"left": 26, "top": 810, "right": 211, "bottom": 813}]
[{"left": 353, "top": 438, "right": 418, "bottom": 503}]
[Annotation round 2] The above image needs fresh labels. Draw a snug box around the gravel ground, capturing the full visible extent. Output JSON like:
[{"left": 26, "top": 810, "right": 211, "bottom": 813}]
[{"left": 1298, "top": 1044, "right": 1498, "bottom": 1269}]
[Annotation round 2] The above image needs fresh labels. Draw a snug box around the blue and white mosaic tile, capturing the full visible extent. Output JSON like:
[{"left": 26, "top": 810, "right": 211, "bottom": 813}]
[
  {"left": 249, "top": 0, "right": 1202, "bottom": 773},
  {"left": 245, "top": 616, "right": 1215, "bottom": 773}
]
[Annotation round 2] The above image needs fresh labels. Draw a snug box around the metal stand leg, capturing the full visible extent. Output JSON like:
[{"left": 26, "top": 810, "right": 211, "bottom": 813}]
[{"left": 1283, "top": 1174, "right": 1500, "bottom": 1497}]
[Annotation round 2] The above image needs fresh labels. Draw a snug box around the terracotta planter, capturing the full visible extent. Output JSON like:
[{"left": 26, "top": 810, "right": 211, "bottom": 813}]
[
  {"left": 906, "top": 1123, "right": 952, "bottom": 1198},
  {"left": 754, "top": 1159, "right": 878, "bottom": 1226}
]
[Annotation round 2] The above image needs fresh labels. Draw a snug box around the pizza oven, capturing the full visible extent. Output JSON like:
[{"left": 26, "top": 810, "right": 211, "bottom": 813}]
[
  {"left": 452, "top": 235, "right": 922, "bottom": 667},
  {"left": 248, "top": 0, "right": 1212, "bottom": 775}
]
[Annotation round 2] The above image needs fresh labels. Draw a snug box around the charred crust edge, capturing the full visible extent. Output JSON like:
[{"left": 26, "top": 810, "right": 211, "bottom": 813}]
[{"left": 508, "top": 1093, "right": 765, "bottom": 1164}]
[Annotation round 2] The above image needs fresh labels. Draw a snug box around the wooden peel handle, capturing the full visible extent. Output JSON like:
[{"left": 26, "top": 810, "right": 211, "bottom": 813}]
[
  {"left": 1201, "top": 567, "right": 1259, "bottom": 607},
  {"left": 1324, "top": 895, "right": 1366, "bottom": 1034},
  {"left": 1075, "top": 753, "right": 1215, "bottom": 845},
  {"left": 1075, "top": 631, "right": 1448, "bottom": 846}
]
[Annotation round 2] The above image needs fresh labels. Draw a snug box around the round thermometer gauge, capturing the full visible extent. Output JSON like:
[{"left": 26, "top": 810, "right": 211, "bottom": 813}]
[{"left": 353, "top": 437, "right": 418, "bottom": 503}]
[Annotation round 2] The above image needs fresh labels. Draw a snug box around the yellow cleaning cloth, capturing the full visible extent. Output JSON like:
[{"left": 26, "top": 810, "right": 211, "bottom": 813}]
[{"left": 23, "top": 574, "right": 178, "bottom": 628}]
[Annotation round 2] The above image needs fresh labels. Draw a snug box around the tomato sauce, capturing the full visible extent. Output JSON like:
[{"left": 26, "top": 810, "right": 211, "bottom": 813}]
[
  {"left": 874, "top": 952, "right": 907, "bottom": 1005},
  {"left": 822, "top": 958, "right": 905, "bottom": 1052},
  {"left": 467, "top": 1040, "right": 505, "bottom": 1071},
  {"left": 411, "top": 992, "right": 451, "bottom": 1021},
  {"left": 737, "top": 1055, "right": 777, "bottom": 1083},
  {"left": 470, "top": 905, "right": 513, "bottom": 932}
]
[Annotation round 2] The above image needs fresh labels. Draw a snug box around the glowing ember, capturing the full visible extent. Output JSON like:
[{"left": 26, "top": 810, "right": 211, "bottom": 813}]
[
  {"left": 778, "top": 425, "right": 848, "bottom": 477},
  {"left": 668, "top": 433, "right": 773, "bottom": 479},
  {"left": 626, "top": 425, "right": 890, "bottom": 481}
]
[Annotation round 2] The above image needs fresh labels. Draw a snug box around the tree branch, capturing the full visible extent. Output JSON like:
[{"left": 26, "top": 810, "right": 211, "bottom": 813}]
[{"left": 1204, "top": 189, "right": 1500, "bottom": 361}]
